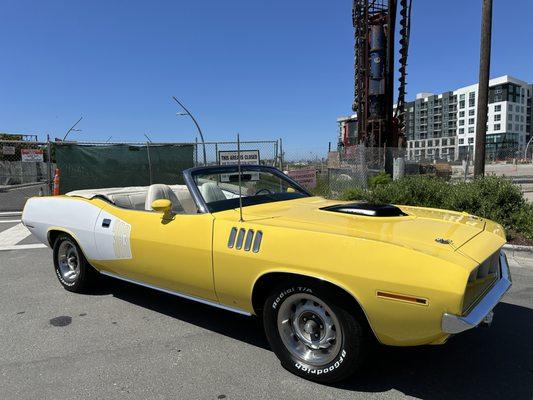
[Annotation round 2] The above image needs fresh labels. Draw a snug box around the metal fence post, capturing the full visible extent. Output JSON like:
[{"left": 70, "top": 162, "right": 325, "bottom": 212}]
[
  {"left": 194, "top": 137, "right": 199, "bottom": 167},
  {"left": 279, "top": 138, "right": 284, "bottom": 171},
  {"left": 146, "top": 141, "right": 153, "bottom": 185},
  {"left": 46, "top": 138, "right": 52, "bottom": 195}
]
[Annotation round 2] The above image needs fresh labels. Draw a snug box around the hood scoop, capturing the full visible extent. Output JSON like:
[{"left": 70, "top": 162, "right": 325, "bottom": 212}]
[{"left": 321, "top": 203, "right": 407, "bottom": 217}]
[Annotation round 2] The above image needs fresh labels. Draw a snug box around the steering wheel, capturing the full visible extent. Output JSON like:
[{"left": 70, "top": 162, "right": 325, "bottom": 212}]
[{"left": 254, "top": 188, "right": 273, "bottom": 196}]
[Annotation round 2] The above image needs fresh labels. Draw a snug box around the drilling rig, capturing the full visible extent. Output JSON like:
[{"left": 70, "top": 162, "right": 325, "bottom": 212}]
[{"left": 351, "top": 0, "right": 412, "bottom": 151}]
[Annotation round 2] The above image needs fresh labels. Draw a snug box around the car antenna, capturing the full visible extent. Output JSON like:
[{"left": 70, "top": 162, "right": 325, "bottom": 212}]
[{"left": 237, "top": 133, "right": 244, "bottom": 222}]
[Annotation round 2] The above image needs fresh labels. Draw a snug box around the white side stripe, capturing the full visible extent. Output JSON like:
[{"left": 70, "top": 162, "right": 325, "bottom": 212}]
[{"left": 0, "top": 220, "right": 22, "bottom": 224}]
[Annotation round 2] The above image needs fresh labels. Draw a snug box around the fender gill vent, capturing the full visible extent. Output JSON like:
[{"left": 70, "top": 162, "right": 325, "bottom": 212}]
[
  {"left": 227, "top": 228, "right": 262, "bottom": 253},
  {"left": 235, "top": 228, "right": 246, "bottom": 250},
  {"left": 321, "top": 203, "right": 407, "bottom": 217},
  {"left": 228, "top": 227, "right": 238, "bottom": 248},
  {"left": 252, "top": 231, "right": 263, "bottom": 253},
  {"left": 244, "top": 230, "right": 254, "bottom": 251}
]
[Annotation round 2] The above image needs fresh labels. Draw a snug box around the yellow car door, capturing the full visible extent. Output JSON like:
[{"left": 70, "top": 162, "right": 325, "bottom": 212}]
[{"left": 93, "top": 203, "right": 216, "bottom": 302}]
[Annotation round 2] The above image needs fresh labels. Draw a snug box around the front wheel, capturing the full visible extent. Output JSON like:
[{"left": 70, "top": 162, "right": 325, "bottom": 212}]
[
  {"left": 263, "top": 284, "right": 370, "bottom": 383},
  {"left": 53, "top": 234, "right": 98, "bottom": 293}
]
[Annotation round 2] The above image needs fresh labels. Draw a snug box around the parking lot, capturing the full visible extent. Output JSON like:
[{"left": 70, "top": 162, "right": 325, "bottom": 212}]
[{"left": 1, "top": 232, "right": 533, "bottom": 399}]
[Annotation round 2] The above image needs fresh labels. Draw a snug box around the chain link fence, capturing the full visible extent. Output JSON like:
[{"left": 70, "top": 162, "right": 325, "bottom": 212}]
[
  {"left": 0, "top": 139, "right": 280, "bottom": 211},
  {"left": 282, "top": 143, "right": 533, "bottom": 199}
]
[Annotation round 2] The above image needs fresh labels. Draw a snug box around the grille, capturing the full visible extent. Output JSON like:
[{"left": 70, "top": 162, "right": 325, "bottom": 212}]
[{"left": 462, "top": 251, "right": 500, "bottom": 314}]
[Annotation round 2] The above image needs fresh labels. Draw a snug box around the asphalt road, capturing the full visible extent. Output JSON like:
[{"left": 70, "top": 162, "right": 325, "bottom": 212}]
[{"left": 1, "top": 248, "right": 532, "bottom": 400}]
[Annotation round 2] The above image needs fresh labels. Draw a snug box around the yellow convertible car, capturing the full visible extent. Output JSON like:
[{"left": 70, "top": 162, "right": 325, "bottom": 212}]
[{"left": 22, "top": 165, "right": 511, "bottom": 383}]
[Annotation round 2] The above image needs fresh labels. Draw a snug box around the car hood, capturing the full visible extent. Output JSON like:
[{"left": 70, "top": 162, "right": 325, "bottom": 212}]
[{"left": 223, "top": 196, "right": 501, "bottom": 257}]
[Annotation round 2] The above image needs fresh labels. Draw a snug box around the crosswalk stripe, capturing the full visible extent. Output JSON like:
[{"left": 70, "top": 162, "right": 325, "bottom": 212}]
[
  {"left": 0, "top": 220, "right": 22, "bottom": 224},
  {"left": 0, "top": 223, "right": 32, "bottom": 246}
]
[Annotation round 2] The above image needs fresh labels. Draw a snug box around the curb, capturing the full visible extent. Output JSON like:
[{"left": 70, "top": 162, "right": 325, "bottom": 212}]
[{"left": 503, "top": 244, "right": 533, "bottom": 252}]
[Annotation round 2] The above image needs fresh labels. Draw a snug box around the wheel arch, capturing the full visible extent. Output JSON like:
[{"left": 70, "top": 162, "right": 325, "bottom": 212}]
[
  {"left": 251, "top": 271, "right": 378, "bottom": 341},
  {"left": 47, "top": 228, "right": 94, "bottom": 263}
]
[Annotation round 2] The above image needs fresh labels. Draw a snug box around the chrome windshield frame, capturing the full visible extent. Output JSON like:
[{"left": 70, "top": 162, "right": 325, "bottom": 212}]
[{"left": 182, "top": 165, "right": 312, "bottom": 214}]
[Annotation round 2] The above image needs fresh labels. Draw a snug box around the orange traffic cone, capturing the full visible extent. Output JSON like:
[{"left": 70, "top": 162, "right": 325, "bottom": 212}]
[{"left": 52, "top": 168, "right": 60, "bottom": 196}]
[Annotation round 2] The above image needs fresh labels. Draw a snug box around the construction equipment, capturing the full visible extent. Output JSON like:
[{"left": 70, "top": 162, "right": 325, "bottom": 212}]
[{"left": 351, "top": 0, "right": 413, "bottom": 149}]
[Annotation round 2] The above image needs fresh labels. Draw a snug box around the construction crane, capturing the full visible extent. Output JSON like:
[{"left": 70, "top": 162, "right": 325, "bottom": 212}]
[{"left": 351, "top": 0, "right": 412, "bottom": 149}]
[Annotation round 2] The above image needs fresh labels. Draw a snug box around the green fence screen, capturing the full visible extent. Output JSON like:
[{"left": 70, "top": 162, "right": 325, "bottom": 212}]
[{"left": 54, "top": 143, "right": 194, "bottom": 193}]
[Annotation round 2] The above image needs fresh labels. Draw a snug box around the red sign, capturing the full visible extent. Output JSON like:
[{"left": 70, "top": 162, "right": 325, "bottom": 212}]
[
  {"left": 21, "top": 148, "right": 44, "bottom": 162},
  {"left": 287, "top": 168, "right": 317, "bottom": 189}
]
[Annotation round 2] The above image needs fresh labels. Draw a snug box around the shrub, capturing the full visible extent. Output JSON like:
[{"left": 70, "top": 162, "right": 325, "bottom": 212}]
[{"left": 368, "top": 171, "right": 392, "bottom": 189}]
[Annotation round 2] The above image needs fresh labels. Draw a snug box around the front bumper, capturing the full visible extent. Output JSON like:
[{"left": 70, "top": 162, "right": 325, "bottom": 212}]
[{"left": 441, "top": 251, "right": 511, "bottom": 334}]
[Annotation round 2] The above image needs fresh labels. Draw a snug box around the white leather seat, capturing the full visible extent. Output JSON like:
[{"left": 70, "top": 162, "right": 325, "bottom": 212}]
[
  {"left": 200, "top": 182, "right": 227, "bottom": 203},
  {"left": 145, "top": 184, "right": 184, "bottom": 213}
]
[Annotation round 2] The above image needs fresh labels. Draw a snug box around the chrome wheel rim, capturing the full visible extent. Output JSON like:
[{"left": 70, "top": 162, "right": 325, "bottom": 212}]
[
  {"left": 277, "top": 293, "right": 342, "bottom": 366},
  {"left": 57, "top": 240, "right": 80, "bottom": 283}
]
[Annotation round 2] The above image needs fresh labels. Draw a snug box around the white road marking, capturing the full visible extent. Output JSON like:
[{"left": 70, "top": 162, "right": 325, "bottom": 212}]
[
  {"left": 0, "top": 211, "right": 22, "bottom": 216},
  {"left": 0, "top": 219, "right": 22, "bottom": 224},
  {"left": 0, "top": 223, "right": 32, "bottom": 247},
  {"left": 0, "top": 244, "right": 47, "bottom": 251}
]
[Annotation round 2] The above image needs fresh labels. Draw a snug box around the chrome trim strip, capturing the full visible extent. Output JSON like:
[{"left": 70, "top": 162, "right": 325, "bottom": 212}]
[
  {"left": 252, "top": 230, "right": 263, "bottom": 253},
  {"left": 244, "top": 229, "right": 254, "bottom": 251},
  {"left": 227, "top": 227, "right": 237, "bottom": 248},
  {"left": 100, "top": 271, "right": 252, "bottom": 316},
  {"left": 442, "top": 251, "right": 511, "bottom": 334},
  {"left": 235, "top": 228, "right": 245, "bottom": 250}
]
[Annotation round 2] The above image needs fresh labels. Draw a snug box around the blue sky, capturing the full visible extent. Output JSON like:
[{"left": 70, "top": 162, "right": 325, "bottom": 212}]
[{"left": 1, "top": 0, "right": 532, "bottom": 155}]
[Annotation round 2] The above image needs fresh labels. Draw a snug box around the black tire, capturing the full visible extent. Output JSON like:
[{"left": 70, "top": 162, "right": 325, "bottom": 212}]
[
  {"left": 53, "top": 234, "right": 98, "bottom": 293},
  {"left": 263, "top": 282, "right": 370, "bottom": 383}
]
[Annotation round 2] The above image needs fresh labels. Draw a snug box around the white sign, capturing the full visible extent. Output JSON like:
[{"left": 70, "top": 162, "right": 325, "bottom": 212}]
[
  {"left": 2, "top": 146, "right": 15, "bottom": 156},
  {"left": 218, "top": 150, "right": 260, "bottom": 182},
  {"left": 287, "top": 168, "right": 317, "bottom": 189},
  {"left": 21, "top": 148, "right": 44, "bottom": 162},
  {"left": 218, "top": 150, "right": 260, "bottom": 165}
]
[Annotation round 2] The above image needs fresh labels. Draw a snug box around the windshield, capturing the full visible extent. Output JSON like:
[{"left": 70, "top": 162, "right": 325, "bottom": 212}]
[{"left": 191, "top": 166, "right": 310, "bottom": 212}]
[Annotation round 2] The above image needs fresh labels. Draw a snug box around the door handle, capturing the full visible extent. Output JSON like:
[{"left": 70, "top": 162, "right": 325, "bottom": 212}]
[{"left": 102, "top": 218, "right": 111, "bottom": 228}]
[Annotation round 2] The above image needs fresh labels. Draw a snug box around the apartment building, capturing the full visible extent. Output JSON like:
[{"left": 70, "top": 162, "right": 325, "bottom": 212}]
[{"left": 406, "top": 75, "right": 532, "bottom": 161}]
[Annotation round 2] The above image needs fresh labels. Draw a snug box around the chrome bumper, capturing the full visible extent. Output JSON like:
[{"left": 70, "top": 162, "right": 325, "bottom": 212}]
[{"left": 442, "top": 251, "right": 512, "bottom": 334}]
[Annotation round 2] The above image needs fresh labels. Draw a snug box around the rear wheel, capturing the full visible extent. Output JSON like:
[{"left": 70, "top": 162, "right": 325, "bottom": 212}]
[
  {"left": 263, "top": 283, "right": 370, "bottom": 383},
  {"left": 53, "top": 234, "right": 98, "bottom": 292}
]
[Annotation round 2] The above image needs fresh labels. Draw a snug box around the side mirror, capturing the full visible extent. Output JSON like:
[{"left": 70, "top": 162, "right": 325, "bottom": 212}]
[{"left": 151, "top": 199, "right": 172, "bottom": 214}]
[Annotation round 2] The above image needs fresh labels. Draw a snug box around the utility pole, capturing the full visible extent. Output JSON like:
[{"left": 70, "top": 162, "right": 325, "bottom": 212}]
[{"left": 474, "top": 0, "right": 492, "bottom": 177}]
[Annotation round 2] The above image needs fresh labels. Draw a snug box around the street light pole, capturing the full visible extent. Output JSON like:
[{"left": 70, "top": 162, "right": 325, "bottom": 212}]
[
  {"left": 474, "top": 0, "right": 493, "bottom": 177},
  {"left": 172, "top": 96, "right": 207, "bottom": 165},
  {"left": 63, "top": 116, "right": 83, "bottom": 141}
]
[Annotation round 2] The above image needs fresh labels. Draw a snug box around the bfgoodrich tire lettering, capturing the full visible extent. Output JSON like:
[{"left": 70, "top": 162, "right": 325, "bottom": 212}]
[
  {"left": 263, "top": 283, "right": 369, "bottom": 383},
  {"left": 53, "top": 234, "right": 98, "bottom": 293}
]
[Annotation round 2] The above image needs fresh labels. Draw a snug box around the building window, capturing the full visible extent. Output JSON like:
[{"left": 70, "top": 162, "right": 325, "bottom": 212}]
[
  {"left": 494, "top": 114, "right": 501, "bottom": 121},
  {"left": 515, "top": 114, "right": 520, "bottom": 121},
  {"left": 494, "top": 104, "right": 501, "bottom": 112},
  {"left": 468, "top": 137, "right": 474, "bottom": 144},
  {"left": 459, "top": 100, "right": 465, "bottom": 109},
  {"left": 508, "top": 123, "right": 513, "bottom": 130},
  {"left": 442, "top": 139, "right": 448, "bottom": 146},
  {"left": 468, "top": 118, "right": 475, "bottom": 125},
  {"left": 469, "top": 109, "right": 475, "bottom": 116},
  {"left": 459, "top": 111, "right": 465, "bottom": 117},
  {"left": 460, "top": 94, "right": 465, "bottom": 100},
  {"left": 459, "top": 119, "right": 465, "bottom": 126},
  {"left": 509, "top": 104, "right": 513, "bottom": 111},
  {"left": 450, "top": 138, "right": 455, "bottom": 145},
  {"left": 515, "top": 124, "right": 519, "bottom": 131},
  {"left": 459, "top": 138, "right": 464, "bottom": 145},
  {"left": 459, "top": 128, "right": 465, "bottom": 134},
  {"left": 494, "top": 124, "right": 501, "bottom": 131},
  {"left": 468, "top": 127, "right": 474, "bottom": 133}
]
